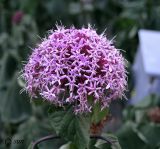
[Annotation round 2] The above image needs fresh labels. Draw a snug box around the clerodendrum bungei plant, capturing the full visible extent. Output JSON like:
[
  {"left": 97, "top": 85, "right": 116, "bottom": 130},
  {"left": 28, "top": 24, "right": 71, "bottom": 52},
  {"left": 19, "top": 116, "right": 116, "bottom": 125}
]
[{"left": 22, "top": 25, "right": 127, "bottom": 149}]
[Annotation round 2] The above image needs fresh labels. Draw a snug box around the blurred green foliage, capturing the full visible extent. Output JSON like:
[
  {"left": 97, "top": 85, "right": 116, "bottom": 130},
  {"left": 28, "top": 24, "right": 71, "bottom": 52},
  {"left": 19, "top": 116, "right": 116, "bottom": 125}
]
[
  {"left": 0, "top": 0, "right": 160, "bottom": 148},
  {"left": 117, "top": 95, "right": 160, "bottom": 149}
]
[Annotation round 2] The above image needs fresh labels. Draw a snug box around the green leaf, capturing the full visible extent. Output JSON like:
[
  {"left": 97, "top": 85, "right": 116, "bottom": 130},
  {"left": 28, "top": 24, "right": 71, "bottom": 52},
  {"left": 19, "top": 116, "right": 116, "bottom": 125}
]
[
  {"left": 89, "top": 138, "right": 99, "bottom": 149},
  {"left": 128, "top": 25, "right": 138, "bottom": 39},
  {"left": 137, "top": 123, "right": 160, "bottom": 147},
  {"left": 59, "top": 142, "right": 78, "bottom": 149},
  {"left": 117, "top": 121, "right": 152, "bottom": 149},
  {"left": 27, "top": 143, "right": 33, "bottom": 149},
  {"left": 0, "top": 33, "right": 9, "bottom": 51},
  {"left": 95, "top": 133, "right": 121, "bottom": 149},
  {"left": 92, "top": 102, "right": 109, "bottom": 124},
  {"left": 0, "top": 53, "right": 18, "bottom": 87},
  {"left": 49, "top": 107, "right": 90, "bottom": 149},
  {"left": 0, "top": 73, "right": 32, "bottom": 123},
  {"left": 134, "top": 96, "right": 153, "bottom": 109},
  {"left": 134, "top": 110, "right": 147, "bottom": 124},
  {"left": 123, "top": 106, "right": 135, "bottom": 121},
  {"left": 11, "top": 117, "right": 64, "bottom": 149}
]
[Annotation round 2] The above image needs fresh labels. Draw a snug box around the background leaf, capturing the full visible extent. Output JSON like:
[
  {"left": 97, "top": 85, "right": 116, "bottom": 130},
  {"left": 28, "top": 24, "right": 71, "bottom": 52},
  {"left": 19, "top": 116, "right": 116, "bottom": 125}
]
[
  {"left": 0, "top": 73, "right": 31, "bottom": 123},
  {"left": 95, "top": 133, "right": 121, "bottom": 149},
  {"left": 11, "top": 117, "right": 65, "bottom": 149},
  {"left": 59, "top": 142, "right": 78, "bottom": 149},
  {"left": 116, "top": 121, "right": 152, "bottom": 149}
]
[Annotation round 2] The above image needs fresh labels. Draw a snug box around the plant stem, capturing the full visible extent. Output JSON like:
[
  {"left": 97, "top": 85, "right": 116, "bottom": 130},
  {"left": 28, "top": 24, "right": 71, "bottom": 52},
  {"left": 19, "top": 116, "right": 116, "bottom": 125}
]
[
  {"left": 31, "top": 134, "right": 112, "bottom": 149},
  {"left": 31, "top": 135, "right": 60, "bottom": 149}
]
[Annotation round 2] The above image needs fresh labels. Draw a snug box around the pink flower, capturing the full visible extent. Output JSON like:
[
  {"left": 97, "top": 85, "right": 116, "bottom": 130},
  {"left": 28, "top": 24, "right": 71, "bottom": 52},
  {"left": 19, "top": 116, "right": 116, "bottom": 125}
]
[
  {"left": 22, "top": 25, "right": 127, "bottom": 114},
  {"left": 12, "top": 11, "right": 24, "bottom": 24}
]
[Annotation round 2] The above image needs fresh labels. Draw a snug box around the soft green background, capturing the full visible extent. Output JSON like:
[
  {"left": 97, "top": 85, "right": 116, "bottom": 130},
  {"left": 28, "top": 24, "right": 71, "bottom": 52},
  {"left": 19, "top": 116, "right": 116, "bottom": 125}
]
[{"left": 0, "top": 0, "right": 160, "bottom": 148}]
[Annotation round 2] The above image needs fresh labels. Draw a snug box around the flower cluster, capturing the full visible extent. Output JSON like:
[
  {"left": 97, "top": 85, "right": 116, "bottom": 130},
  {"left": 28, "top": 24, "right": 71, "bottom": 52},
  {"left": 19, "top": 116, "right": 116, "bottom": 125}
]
[{"left": 23, "top": 26, "right": 127, "bottom": 113}]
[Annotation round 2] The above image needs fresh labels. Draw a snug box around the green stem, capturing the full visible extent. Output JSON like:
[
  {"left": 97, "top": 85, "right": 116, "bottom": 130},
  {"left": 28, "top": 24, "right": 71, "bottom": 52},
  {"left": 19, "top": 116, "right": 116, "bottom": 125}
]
[{"left": 31, "top": 134, "right": 112, "bottom": 149}]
